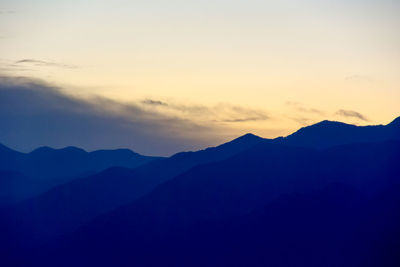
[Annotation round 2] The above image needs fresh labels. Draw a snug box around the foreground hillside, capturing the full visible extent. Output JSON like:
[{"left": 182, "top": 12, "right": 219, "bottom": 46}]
[{"left": 34, "top": 141, "right": 400, "bottom": 267}]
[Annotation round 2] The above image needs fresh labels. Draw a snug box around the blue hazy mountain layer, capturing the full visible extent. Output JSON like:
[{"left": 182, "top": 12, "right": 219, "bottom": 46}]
[{"left": 1, "top": 116, "right": 400, "bottom": 266}]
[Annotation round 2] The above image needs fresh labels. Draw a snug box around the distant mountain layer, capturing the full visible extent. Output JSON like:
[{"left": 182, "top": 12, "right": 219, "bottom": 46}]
[
  {"left": 0, "top": 145, "right": 160, "bottom": 205},
  {"left": 0, "top": 144, "right": 160, "bottom": 179}
]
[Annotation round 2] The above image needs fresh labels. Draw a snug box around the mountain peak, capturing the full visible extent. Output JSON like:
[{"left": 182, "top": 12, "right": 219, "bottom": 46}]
[
  {"left": 227, "top": 133, "right": 265, "bottom": 146},
  {"left": 284, "top": 119, "right": 365, "bottom": 148},
  {"left": 312, "top": 120, "right": 352, "bottom": 128},
  {"left": 236, "top": 133, "right": 262, "bottom": 140},
  {"left": 287, "top": 120, "right": 355, "bottom": 138}
]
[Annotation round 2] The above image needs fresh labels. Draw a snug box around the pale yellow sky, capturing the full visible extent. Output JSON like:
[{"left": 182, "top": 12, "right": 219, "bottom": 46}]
[{"left": 1, "top": 0, "right": 399, "bottom": 141}]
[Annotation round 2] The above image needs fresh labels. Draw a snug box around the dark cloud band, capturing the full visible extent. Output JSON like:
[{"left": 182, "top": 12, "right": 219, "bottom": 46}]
[{"left": 0, "top": 76, "right": 220, "bottom": 156}]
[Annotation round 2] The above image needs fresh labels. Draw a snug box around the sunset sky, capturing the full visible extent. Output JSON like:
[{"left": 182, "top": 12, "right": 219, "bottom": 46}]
[{"left": 1, "top": 0, "right": 399, "bottom": 155}]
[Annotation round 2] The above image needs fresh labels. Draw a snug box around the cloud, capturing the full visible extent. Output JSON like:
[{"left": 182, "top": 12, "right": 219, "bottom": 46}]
[
  {"left": 0, "top": 65, "right": 34, "bottom": 72},
  {"left": 141, "top": 100, "right": 270, "bottom": 123},
  {"left": 222, "top": 116, "right": 268, "bottom": 123},
  {"left": 290, "top": 117, "right": 315, "bottom": 126},
  {"left": 0, "top": 76, "right": 275, "bottom": 155},
  {"left": 0, "top": 76, "right": 228, "bottom": 156},
  {"left": 142, "top": 99, "right": 168, "bottom": 106},
  {"left": 0, "top": 8, "right": 14, "bottom": 15},
  {"left": 285, "top": 101, "right": 325, "bottom": 115},
  {"left": 216, "top": 105, "right": 269, "bottom": 123},
  {"left": 335, "top": 109, "right": 368, "bottom": 121},
  {"left": 0, "top": 59, "right": 77, "bottom": 73},
  {"left": 14, "top": 59, "right": 78, "bottom": 69}
]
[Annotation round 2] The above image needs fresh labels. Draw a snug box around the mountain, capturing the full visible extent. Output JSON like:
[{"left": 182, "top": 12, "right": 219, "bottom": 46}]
[
  {"left": 30, "top": 140, "right": 400, "bottom": 267},
  {"left": 2, "top": 133, "right": 267, "bottom": 248},
  {"left": 0, "top": 144, "right": 160, "bottom": 205},
  {"left": 0, "top": 144, "right": 159, "bottom": 179},
  {"left": 2, "top": 117, "right": 400, "bottom": 266},
  {"left": 282, "top": 116, "right": 400, "bottom": 148}
]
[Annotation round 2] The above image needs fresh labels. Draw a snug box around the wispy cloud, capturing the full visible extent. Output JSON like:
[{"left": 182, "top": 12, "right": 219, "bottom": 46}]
[
  {"left": 222, "top": 116, "right": 268, "bottom": 123},
  {"left": 216, "top": 105, "right": 269, "bottom": 123},
  {"left": 0, "top": 8, "right": 15, "bottom": 15},
  {"left": 335, "top": 109, "right": 369, "bottom": 121},
  {"left": 0, "top": 58, "right": 78, "bottom": 73},
  {"left": 141, "top": 99, "right": 269, "bottom": 123},
  {"left": 142, "top": 99, "right": 168, "bottom": 106},
  {"left": 14, "top": 59, "right": 78, "bottom": 69},
  {"left": 285, "top": 101, "right": 325, "bottom": 115},
  {"left": 290, "top": 117, "right": 315, "bottom": 126}
]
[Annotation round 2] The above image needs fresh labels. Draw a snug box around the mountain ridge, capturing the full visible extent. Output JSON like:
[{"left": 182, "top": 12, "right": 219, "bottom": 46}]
[
  {"left": 282, "top": 116, "right": 400, "bottom": 148},
  {"left": 1, "top": 116, "right": 400, "bottom": 259}
]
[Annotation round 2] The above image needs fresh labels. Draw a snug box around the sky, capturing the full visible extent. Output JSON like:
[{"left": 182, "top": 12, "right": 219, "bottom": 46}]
[{"left": 0, "top": 0, "right": 399, "bottom": 155}]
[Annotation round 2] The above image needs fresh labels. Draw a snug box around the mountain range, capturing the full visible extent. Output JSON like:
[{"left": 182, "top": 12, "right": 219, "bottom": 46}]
[
  {"left": 1, "top": 116, "right": 399, "bottom": 266},
  {"left": 0, "top": 145, "right": 159, "bottom": 205}
]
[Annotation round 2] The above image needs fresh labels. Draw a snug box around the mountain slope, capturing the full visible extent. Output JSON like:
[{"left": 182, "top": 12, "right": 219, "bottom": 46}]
[
  {"left": 3, "top": 133, "right": 267, "bottom": 247},
  {"left": 34, "top": 141, "right": 400, "bottom": 267},
  {"left": 0, "top": 170, "right": 45, "bottom": 208},
  {"left": 0, "top": 144, "right": 160, "bottom": 206},
  {"left": 3, "top": 117, "right": 400, "bottom": 255}
]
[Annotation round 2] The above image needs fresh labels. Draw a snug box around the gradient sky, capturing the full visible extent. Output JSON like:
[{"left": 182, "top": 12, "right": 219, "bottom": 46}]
[{"left": 0, "top": 0, "right": 399, "bottom": 155}]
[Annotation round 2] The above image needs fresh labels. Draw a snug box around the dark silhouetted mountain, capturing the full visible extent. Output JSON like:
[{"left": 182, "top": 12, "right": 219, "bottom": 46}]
[
  {"left": 2, "top": 117, "right": 400, "bottom": 266},
  {"left": 0, "top": 144, "right": 160, "bottom": 206},
  {"left": 2, "top": 133, "right": 267, "bottom": 248},
  {"left": 37, "top": 179, "right": 400, "bottom": 267},
  {"left": 0, "top": 143, "right": 159, "bottom": 179},
  {"left": 282, "top": 116, "right": 400, "bottom": 148},
  {"left": 27, "top": 141, "right": 400, "bottom": 267},
  {"left": 164, "top": 184, "right": 400, "bottom": 267}
]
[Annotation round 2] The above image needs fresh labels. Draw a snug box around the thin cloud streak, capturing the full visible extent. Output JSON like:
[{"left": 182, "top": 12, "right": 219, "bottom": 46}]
[
  {"left": 14, "top": 59, "right": 78, "bottom": 69},
  {"left": 336, "top": 109, "right": 369, "bottom": 121},
  {"left": 285, "top": 101, "right": 325, "bottom": 115},
  {"left": 141, "top": 99, "right": 270, "bottom": 123},
  {"left": 142, "top": 99, "right": 168, "bottom": 106}
]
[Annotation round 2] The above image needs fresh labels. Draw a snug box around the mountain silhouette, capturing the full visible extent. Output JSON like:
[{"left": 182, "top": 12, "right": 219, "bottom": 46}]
[
  {"left": 31, "top": 141, "right": 400, "bottom": 267},
  {"left": 282, "top": 116, "right": 400, "bottom": 148},
  {"left": 2, "top": 132, "right": 267, "bottom": 248},
  {"left": 0, "top": 144, "right": 160, "bottom": 205},
  {"left": 2, "top": 117, "right": 400, "bottom": 266},
  {"left": 0, "top": 144, "right": 159, "bottom": 179}
]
